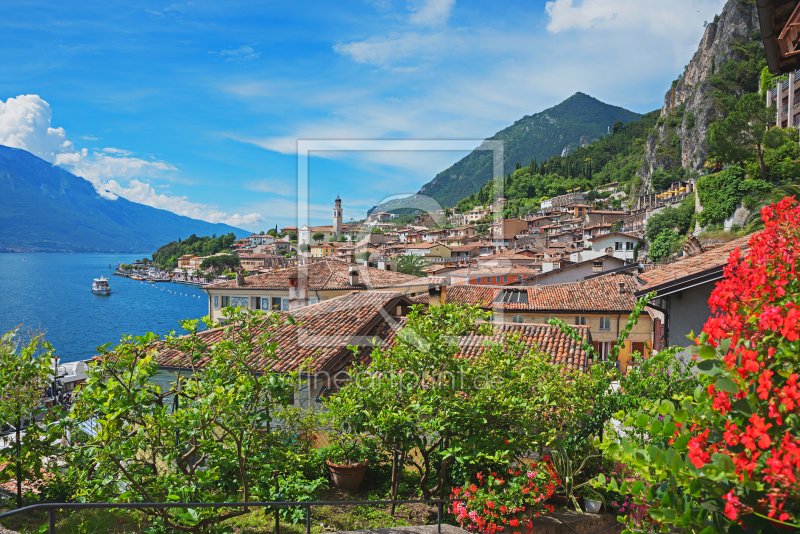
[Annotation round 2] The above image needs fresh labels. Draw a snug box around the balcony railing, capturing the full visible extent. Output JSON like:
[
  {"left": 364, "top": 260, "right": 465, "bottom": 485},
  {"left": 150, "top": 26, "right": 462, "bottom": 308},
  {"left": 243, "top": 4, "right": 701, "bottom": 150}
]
[
  {"left": 0, "top": 496, "right": 613, "bottom": 534},
  {"left": 0, "top": 498, "right": 461, "bottom": 534}
]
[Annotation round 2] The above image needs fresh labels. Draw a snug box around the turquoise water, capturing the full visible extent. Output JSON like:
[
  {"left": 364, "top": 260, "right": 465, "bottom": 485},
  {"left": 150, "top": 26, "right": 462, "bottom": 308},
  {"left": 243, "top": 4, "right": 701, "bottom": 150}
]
[{"left": 0, "top": 254, "right": 209, "bottom": 363}]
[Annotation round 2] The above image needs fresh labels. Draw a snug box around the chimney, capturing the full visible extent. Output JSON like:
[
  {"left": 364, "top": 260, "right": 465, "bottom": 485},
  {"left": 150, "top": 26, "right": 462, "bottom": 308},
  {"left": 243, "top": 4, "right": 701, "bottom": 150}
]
[
  {"left": 618, "top": 280, "right": 625, "bottom": 294},
  {"left": 288, "top": 268, "right": 309, "bottom": 310},
  {"left": 349, "top": 265, "right": 360, "bottom": 286},
  {"left": 683, "top": 235, "right": 704, "bottom": 258},
  {"left": 235, "top": 268, "right": 245, "bottom": 287},
  {"left": 428, "top": 284, "right": 445, "bottom": 306}
]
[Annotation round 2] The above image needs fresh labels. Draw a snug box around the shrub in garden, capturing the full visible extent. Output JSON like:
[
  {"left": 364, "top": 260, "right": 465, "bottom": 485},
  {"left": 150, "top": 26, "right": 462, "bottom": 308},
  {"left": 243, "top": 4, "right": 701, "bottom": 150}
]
[
  {"left": 597, "top": 197, "right": 800, "bottom": 533},
  {"left": 328, "top": 304, "right": 601, "bottom": 507},
  {"left": 0, "top": 328, "right": 56, "bottom": 509},
  {"left": 64, "top": 307, "right": 303, "bottom": 533},
  {"left": 450, "top": 460, "right": 558, "bottom": 534}
]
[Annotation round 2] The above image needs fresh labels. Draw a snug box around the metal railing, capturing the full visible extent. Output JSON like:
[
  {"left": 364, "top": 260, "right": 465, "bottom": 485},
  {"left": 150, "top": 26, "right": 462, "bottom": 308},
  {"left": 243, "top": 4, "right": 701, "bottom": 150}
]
[
  {"left": 0, "top": 498, "right": 623, "bottom": 534},
  {"left": 0, "top": 498, "right": 460, "bottom": 534}
]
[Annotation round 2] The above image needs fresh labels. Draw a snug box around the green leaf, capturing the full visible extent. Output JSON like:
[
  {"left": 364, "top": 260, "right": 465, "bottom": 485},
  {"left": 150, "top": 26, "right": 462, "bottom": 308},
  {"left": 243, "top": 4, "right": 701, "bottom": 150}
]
[
  {"left": 673, "top": 409, "right": 688, "bottom": 423},
  {"left": 712, "top": 453, "right": 734, "bottom": 473},
  {"left": 658, "top": 400, "right": 675, "bottom": 415},
  {"left": 732, "top": 398, "right": 755, "bottom": 417},
  {"left": 671, "top": 452, "right": 683, "bottom": 474},
  {"left": 699, "top": 345, "right": 716, "bottom": 360},
  {"left": 715, "top": 377, "right": 739, "bottom": 394},
  {"left": 635, "top": 414, "right": 651, "bottom": 428},
  {"left": 673, "top": 434, "right": 691, "bottom": 452},
  {"left": 651, "top": 419, "right": 663, "bottom": 436},
  {"left": 696, "top": 359, "right": 723, "bottom": 376}
]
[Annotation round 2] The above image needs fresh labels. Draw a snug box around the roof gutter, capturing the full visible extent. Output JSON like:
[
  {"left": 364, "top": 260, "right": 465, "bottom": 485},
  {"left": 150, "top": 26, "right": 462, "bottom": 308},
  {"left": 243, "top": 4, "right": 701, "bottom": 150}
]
[{"left": 758, "top": 0, "right": 781, "bottom": 74}]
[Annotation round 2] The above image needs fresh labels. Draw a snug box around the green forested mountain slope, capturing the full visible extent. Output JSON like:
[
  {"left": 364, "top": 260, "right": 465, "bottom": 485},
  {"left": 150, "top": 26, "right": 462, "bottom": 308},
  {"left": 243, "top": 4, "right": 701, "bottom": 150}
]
[
  {"left": 0, "top": 146, "right": 248, "bottom": 253},
  {"left": 456, "top": 110, "right": 660, "bottom": 217},
  {"left": 417, "top": 92, "right": 642, "bottom": 207}
]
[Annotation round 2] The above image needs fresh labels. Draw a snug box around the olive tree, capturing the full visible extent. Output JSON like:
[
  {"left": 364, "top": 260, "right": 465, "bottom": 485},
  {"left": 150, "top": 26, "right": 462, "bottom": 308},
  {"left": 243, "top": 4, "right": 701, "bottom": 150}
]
[
  {"left": 67, "top": 307, "right": 301, "bottom": 533},
  {"left": 0, "top": 329, "right": 54, "bottom": 508},
  {"left": 326, "top": 304, "right": 599, "bottom": 508}
]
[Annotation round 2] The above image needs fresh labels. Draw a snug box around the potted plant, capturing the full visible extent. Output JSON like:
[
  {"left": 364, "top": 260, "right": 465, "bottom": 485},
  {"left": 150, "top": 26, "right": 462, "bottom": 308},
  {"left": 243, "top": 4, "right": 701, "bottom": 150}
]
[
  {"left": 578, "top": 486, "right": 605, "bottom": 514},
  {"left": 325, "top": 435, "right": 369, "bottom": 493},
  {"left": 549, "top": 441, "right": 599, "bottom": 513}
]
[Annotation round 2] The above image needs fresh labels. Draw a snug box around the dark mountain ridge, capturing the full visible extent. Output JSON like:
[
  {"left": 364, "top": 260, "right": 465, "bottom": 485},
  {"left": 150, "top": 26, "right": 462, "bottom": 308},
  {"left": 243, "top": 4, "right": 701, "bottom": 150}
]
[
  {"left": 0, "top": 145, "right": 248, "bottom": 253},
  {"left": 415, "top": 92, "right": 642, "bottom": 207}
]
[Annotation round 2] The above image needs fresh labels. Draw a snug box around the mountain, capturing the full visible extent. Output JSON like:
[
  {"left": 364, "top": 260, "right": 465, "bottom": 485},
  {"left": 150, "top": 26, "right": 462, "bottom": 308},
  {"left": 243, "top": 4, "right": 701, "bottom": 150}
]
[
  {"left": 636, "top": 0, "right": 762, "bottom": 192},
  {"left": 0, "top": 146, "right": 248, "bottom": 253},
  {"left": 415, "top": 92, "right": 642, "bottom": 207}
]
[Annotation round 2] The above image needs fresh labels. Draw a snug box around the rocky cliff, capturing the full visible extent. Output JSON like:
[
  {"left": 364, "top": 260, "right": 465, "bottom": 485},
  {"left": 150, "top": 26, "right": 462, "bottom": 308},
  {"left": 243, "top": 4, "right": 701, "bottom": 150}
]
[{"left": 636, "top": 0, "right": 762, "bottom": 193}]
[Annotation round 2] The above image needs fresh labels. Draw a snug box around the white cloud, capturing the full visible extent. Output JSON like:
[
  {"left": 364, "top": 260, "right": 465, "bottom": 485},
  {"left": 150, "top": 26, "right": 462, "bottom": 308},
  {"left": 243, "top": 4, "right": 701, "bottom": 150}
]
[
  {"left": 408, "top": 0, "right": 456, "bottom": 26},
  {"left": 210, "top": 45, "right": 260, "bottom": 62},
  {"left": 544, "top": 0, "right": 724, "bottom": 35},
  {"left": 102, "top": 147, "right": 133, "bottom": 155},
  {"left": 102, "top": 179, "right": 263, "bottom": 226},
  {"left": 243, "top": 177, "right": 295, "bottom": 197},
  {"left": 333, "top": 32, "right": 453, "bottom": 69},
  {"left": 0, "top": 95, "right": 77, "bottom": 162},
  {"left": 0, "top": 94, "right": 262, "bottom": 229}
]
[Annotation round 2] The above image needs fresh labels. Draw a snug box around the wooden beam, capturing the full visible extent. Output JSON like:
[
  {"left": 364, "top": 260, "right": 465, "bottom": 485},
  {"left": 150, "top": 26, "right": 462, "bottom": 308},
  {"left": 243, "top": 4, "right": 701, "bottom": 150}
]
[{"left": 778, "top": 1, "right": 800, "bottom": 58}]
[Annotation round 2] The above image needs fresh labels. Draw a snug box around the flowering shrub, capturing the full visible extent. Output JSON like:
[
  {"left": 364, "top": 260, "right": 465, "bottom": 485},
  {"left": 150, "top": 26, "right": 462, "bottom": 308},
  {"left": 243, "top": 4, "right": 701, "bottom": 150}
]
[
  {"left": 594, "top": 460, "right": 655, "bottom": 529},
  {"left": 451, "top": 461, "right": 557, "bottom": 534},
  {"left": 598, "top": 197, "right": 800, "bottom": 533}
]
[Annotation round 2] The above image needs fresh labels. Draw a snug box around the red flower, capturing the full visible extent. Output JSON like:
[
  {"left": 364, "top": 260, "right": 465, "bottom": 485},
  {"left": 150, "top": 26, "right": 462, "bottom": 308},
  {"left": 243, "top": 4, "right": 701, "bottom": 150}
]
[{"left": 723, "top": 490, "right": 741, "bottom": 521}]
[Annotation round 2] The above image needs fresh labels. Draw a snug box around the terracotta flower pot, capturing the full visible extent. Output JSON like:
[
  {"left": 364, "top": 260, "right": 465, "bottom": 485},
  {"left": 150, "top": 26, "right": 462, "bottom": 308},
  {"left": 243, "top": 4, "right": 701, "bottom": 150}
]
[{"left": 326, "top": 458, "right": 369, "bottom": 493}]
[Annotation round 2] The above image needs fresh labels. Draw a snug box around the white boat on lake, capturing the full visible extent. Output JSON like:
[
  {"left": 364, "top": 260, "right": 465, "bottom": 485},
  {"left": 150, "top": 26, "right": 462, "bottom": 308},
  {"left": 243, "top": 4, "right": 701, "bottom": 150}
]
[{"left": 91, "top": 277, "right": 111, "bottom": 295}]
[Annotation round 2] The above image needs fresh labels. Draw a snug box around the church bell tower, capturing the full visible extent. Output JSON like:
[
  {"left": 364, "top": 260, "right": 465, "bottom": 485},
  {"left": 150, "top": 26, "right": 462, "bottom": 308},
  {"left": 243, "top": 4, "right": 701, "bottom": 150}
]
[{"left": 333, "top": 195, "right": 343, "bottom": 239}]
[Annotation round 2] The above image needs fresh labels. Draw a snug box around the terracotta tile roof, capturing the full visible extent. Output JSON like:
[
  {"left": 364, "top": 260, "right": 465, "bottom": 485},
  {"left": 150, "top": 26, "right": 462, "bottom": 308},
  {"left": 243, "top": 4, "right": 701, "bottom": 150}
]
[
  {"left": 239, "top": 253, "right": 286, "bottom": 259},
  {"left": 404, "top": 242, "right": 450, "bottom": 249},
  {"left": 469, "top": 323, "right": 590, "bottom": 369},
  {"left": 588, "top": 231, "right": 643, "bottom": 242},
  {"left": 638, "top": 264, "right": 662, "bottom": 272},
  {"left": 451, "top": 244, "right": 482, "bottom": 252},
  {"left": 479, "top": 252, "right": 539, "bottom": 261},
  {"left": 203, "top": 258, "right": 422, "bottom": 290},
  {"left": 389, "top": 276, "right": 440, "bottom": 287},
  {"left": 0, "top": 463, "right": 51, "bottom": 496},
  {"left": 441, "top": 275, "right": 639, "bottom": 312},
  {"left": 155, "top": 291, "right": 412, "bottom": 374},
  {"left": 377, "top": 317, "right": 590, "bottom": 371},
  {"left": 449, "top": 265, "right": 542, "bottom": 276},
  {"left": 635, "top": 235, "right": 750, "bottom": 294}
]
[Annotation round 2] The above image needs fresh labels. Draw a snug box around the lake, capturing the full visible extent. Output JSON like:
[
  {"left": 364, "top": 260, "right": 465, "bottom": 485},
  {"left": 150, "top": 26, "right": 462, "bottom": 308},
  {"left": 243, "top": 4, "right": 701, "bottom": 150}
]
[{"left": 0, "top": 253, "right": 209, "bottom": 363}]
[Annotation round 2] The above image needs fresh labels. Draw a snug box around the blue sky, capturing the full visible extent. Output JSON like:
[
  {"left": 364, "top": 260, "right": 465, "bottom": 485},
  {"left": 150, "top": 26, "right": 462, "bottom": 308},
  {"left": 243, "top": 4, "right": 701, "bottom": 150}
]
[{"left": 0, "top": 0, "right": 726, "bottom": 231}]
